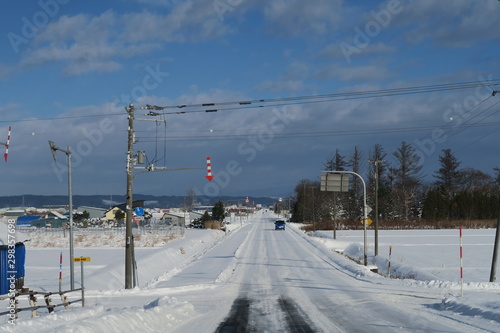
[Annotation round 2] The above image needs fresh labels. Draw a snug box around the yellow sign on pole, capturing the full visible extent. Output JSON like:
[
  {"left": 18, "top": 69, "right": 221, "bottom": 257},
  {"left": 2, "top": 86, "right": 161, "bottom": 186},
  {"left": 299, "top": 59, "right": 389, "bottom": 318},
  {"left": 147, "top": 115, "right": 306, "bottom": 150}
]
[
  {"left": 360, "top": 218, "right": 373, "bottom": 226},
  {"left": 73, "top": 257, "right": 91, "bottom": 262}
]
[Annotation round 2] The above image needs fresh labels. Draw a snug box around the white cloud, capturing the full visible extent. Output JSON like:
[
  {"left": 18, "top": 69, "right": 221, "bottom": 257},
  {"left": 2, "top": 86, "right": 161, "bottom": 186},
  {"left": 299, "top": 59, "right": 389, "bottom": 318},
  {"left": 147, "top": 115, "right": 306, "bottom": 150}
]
[
  {"left": 317, "top": 63, "right": 392, "bottom": 82},
  {"left": 320, "top": 42, "right": 396, "bottom": 59},
  {"left": 18, "top": 3, "right": 232, "bottom": 75},
  {"left": 255, "top": 62, "right": 309, "bottom": 92},
  {"left": 262, "top": 0, "right": 343, "bottom": 36},
  {"left": 393, "top": 0, "right": 500, "bottom": 47}
]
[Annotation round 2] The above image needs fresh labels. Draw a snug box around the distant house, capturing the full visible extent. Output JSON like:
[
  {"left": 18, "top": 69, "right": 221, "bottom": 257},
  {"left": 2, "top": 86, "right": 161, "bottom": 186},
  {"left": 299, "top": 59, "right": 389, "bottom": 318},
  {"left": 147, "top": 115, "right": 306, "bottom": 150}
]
[
  {"left": 189, "top": 211, "right": 205, "bottom": 222},
  {"left": 161, "top": 212, "right": 186, "bottom": 227},
  {"left": 1, "top": 208, "right": 26, "bottom": 217},
  {"left": 77, "top": 206, "right": 107, "bottom": 219},
  {"left": 104, "top": 200, "right": 144, "bottom": 221}
]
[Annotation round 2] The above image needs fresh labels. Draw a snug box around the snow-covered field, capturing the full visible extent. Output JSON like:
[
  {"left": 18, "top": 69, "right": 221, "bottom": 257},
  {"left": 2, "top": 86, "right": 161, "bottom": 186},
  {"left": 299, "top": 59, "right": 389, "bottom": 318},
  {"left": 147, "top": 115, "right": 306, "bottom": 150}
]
[{"left": 1, "top": 214, "right": 499, "bottom": 332}]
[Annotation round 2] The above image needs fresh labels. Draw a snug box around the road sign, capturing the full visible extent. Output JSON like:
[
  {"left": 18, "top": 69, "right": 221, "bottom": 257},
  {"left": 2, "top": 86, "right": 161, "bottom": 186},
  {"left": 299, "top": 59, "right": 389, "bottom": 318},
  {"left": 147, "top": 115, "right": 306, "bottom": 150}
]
[
  {"left": 365, "top": 205, "right": 372, "bottom": 215},
  {"left": 320, "top": 173, "right": 349, "bottom": 192},
  {"left": 73, "top": 257, "right": 91, "bottom": 262},
  {"left": 134, "top": 207, "right": 144, "bottom": 216},
  {"left": 360, "top": 218, "right": 373, "bottom": 226}
]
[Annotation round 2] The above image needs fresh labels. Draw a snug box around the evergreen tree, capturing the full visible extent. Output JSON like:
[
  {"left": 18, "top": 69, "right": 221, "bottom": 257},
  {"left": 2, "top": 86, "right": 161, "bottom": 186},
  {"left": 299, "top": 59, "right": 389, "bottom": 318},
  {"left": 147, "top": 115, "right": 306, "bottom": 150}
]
[
  {"left": 390, "top": 141, "right": 423, "bottom": 221},
  {"left": 421, "top": 188, "right": 448, "bottom": 220},
  {"left": 324, "top": 148, "right": 347, "bottom": 171},
  {"left": 347, "top": 146, "right": 363, "bottom": 220},
  {"left": 434, "top": 148, "right": 462, "bottom": 196},
  {"left": 367, "top": 144, "right": 389, "bottom": 220},
  {"left": 212, "top": 201, "right": 225, "bottom": 224}
]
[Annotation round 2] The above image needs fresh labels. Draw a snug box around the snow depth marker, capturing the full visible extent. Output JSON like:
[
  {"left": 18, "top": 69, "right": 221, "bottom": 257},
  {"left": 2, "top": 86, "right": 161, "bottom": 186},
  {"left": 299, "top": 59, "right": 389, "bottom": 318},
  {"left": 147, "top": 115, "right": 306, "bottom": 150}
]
[
  {"left": 2, "top": 126, "right": 11, "bottom": 162},
  {"left": 206, "top": 157, "right": 214, "bottom": 181},
  {"left": 459, "top": 226, "right": 464, "bottom": 297}
]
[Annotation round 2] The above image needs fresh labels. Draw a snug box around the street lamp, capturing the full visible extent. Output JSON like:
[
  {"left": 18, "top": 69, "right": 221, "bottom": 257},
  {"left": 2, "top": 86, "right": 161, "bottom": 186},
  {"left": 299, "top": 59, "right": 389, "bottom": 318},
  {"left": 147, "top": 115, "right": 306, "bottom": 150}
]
[
  {"left": 48, "top": 141, "right": 75, "bottom": 289},
  {"left": 321, "top": 170, "right": 368, "bottom": 266}
]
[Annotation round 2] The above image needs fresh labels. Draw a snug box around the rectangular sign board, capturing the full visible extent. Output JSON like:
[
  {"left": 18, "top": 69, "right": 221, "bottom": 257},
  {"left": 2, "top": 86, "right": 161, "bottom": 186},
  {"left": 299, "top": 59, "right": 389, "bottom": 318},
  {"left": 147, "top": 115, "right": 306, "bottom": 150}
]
[
  {"left": 320, "top": 173, "right": 349, "bottom": 192},
  {"left": 73, "top": 257, "right": 91, "bottom": 262}
]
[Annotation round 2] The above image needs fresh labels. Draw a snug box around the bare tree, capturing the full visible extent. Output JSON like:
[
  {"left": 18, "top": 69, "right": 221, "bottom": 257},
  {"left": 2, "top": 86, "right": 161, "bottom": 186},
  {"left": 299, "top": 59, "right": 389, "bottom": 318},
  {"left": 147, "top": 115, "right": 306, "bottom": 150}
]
[{"left": 184, "top": 187, "right": 196, "bottom": 211}]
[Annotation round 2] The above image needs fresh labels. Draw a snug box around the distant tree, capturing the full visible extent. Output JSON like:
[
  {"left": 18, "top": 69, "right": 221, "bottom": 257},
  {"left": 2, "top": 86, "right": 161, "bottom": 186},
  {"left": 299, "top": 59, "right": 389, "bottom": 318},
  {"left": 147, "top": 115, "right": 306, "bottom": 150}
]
[
  {"left": 421, "top": 188, "right": 448, "bottom": 220},
  {"left": 324, "top": 148, "right": 347, "bottom": 171},
  {"left": 114, "top": 209, "right": 125, "bottom": 224},
  {"left": 74, "top": 210, "right": 90, "bottom": 221},
  {"left": 493, "top": 167, "right": 500, "bottom": 186},
  {"left": 367, "top": 144, "right": 389, "bottom": 220},
  {"left": 184, "top": 187, "right": 196, "bottom": 211},
  {"left": 460, "top": 167, "right": 494, "bottom": 192},
  {"left": 201, "top": 211, "right": 211, "bottom": 223},
  {"left": 434, "top": 148, "right": 462, "bottom": 197},
  {"left": 212, "top": 201, "right": 225, "bottom": 224},
  {"left": 292, "top": 179, "right": 313, "bottom": 222},
  {"left": 346, "top": 146, "right": 364, "bottom": 220},
  {"left": 390, "top": 141, "right": 424, "bottom": 220}
]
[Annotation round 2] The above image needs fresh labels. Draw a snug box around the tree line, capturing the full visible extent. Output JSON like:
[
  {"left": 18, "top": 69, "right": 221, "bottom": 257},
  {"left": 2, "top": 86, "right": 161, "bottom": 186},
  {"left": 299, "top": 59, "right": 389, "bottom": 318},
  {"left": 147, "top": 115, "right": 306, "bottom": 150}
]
[{"left": 290, "top": 142, "right": 499, "bottom": 227}]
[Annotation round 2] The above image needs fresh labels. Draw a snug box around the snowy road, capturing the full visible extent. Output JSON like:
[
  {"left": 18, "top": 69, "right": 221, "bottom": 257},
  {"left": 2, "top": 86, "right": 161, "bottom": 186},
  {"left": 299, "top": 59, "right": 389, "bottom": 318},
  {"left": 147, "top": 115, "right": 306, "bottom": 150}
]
[
  {"left": 3, "top": 212, "right": 498, "bottom": 332},
  {"left": 155, "top": 212, "right": 494, "bottom": 332}
]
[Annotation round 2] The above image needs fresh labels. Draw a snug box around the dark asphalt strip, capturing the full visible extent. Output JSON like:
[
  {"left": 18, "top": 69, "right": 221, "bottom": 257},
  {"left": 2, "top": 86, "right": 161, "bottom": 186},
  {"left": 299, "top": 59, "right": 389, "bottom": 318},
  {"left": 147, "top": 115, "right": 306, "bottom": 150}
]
[
  {"left": 216, "top": 297, "right": 252, "bottom": 333},
  {"left": 216, "top": 296, "right": 317, "bottom": 333}
]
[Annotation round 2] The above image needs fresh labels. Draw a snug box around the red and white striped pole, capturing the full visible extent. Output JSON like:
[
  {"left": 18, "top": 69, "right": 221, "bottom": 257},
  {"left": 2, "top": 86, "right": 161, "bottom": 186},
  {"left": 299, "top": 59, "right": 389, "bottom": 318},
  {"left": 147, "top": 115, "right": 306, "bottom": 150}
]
[
  {"left": 460, "top": 226, "right": 464, "bottom": 297},
  {"left": 59, "top": 252, "right": 63, "bottom": 292},
  {"left": 205, "top": 157, "right": 214, "bottom": 181},
  {"left": 3, "top": 126, "right": 11, "bottom": 162},
  {"left": 388, "top": 246, "right": 392, "bottom": 278}
]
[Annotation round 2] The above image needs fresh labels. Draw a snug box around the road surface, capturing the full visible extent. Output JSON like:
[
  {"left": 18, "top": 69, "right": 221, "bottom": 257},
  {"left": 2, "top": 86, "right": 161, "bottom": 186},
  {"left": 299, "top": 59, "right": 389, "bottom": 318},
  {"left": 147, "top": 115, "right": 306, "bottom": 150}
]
[{"left": 155, "top": 212, "right": 492, "bottom": 332}]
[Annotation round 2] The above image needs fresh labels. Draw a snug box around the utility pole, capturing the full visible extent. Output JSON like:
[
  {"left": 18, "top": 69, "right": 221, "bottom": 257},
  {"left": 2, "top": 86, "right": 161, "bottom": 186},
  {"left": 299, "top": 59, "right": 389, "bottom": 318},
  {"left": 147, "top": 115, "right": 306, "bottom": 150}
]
[
  {"left": 125, "top": 102, "right": 135, "bottom": 290},
  {"left": 302, "top": 180, "right": 307, "bottom": 223},
  {"left": 489, "top": 91, "right": 499, "bottom": 282},
  {"left": 309, "top": 186, "right": 316, "bottom": 231},
  {"left": 490, "top": 194, "right": 500, "bottom": 282},
  {"left": 123, "top": 103, "right": 208, "bottom": 289},
  {"left": 369, "top": 159, "right": 384, "bottom": 256},
  {"left": 48, "top": 141, "right": 75, "bottom": 290}
]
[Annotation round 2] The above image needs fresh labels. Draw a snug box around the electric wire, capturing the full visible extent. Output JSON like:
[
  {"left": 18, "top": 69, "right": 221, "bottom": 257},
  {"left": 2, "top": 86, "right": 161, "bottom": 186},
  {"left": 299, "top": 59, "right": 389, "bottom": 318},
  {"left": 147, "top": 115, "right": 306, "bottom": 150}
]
[
  {"left": 149, "top": 79, "right": 500, "bottom": 113},
  {"left": 2, "top": 79, "right": 497, "bottom": 125},
  {"left": 134, "top": 119, "right": 500, "bottom": 142}
]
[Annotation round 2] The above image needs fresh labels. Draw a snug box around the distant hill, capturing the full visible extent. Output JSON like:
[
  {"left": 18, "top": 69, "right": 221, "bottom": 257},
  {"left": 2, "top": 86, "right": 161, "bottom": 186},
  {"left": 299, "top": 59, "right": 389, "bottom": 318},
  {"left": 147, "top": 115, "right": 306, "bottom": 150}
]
[{"left": 0, "top": 194, "right": 277, "bottom": 210}]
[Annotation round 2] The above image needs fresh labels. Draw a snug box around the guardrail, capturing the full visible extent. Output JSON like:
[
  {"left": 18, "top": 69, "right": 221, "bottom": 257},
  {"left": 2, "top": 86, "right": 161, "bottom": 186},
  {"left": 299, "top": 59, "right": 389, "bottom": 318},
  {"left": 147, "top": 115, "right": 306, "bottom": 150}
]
[{"left": 0, "top": 288, "right": 84, "bottom": 322}]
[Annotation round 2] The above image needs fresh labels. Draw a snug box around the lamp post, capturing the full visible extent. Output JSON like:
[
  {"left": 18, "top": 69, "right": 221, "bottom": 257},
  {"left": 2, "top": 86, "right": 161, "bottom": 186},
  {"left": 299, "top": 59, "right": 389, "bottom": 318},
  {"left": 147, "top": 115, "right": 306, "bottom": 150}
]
[
  {"left": 48, "top": 141, "right": 75, "bottom": 289},
  {"left": 321, "top": 170, "right": 368, "bottom": 266}
]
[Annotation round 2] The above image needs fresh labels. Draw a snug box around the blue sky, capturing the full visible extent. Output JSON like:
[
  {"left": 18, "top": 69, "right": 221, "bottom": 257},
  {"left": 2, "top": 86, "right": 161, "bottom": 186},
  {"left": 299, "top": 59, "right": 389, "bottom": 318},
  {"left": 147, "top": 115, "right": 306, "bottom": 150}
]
[{"left": 0, "top": 0, "right": 499, "bottom": 199}]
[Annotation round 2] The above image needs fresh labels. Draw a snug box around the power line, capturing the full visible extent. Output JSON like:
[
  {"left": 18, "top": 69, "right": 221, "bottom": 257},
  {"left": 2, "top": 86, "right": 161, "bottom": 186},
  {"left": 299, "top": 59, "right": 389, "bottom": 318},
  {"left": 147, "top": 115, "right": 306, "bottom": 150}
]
[
  {"left": 146, "top": 79, "right": 500, "bottom": 114},
  {"left": 134, "top": 119, "right": 500, "bottom": 142},
  {"left": 2, "top": 78, "right": 498, "bottom": 125}
]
